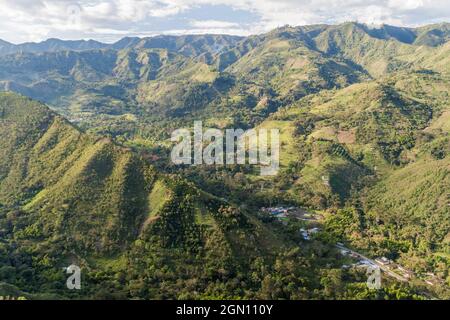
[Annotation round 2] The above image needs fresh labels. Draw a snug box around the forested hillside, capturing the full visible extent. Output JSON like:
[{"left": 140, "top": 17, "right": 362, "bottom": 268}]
[
  {"left": 2, "top": 92, "right": 406, "bottom": 299},
  {"left": 0, "top": 22, "right": 449, "bottom": 299}
]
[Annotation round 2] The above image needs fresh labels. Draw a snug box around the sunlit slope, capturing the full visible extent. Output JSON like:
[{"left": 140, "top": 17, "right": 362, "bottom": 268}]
[
  {"left": 259, "top": 71, "right": 449, "bottom": 208},
  {"left": 0, "top": 92, "right": 297, "bottom": 272}
]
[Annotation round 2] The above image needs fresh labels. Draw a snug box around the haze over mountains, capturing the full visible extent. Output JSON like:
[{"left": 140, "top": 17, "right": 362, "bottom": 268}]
[{"left": 0, "top": 22, "right": 449, "bottom": 300}]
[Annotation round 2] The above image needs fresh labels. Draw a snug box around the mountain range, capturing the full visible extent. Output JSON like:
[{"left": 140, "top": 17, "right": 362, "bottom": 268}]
[
  {"left": 0, "top": 22, "right": 449, "bottom": 300},
  {"left": 1, "top": 22, "right": 450, "bottom": 56}
]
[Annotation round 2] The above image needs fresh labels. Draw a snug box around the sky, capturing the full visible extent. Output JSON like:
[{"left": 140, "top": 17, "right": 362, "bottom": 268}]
[{"left": 0, "top": 0, "right": 450, "bottom": 44}]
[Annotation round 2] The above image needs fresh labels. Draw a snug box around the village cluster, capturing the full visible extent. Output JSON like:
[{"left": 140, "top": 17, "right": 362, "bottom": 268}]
[{"left": 260, "top": 206, "right": 446, "bottom": 288}]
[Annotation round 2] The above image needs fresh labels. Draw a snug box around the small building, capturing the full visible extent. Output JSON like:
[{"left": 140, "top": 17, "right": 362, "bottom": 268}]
[
  {"left": 350, "top": 252, "right": 359, "bottom": 259},
  {"left": 299, "top": 229, "right": 310, "bottom": 240},
  {"left": 308, "top": 227, "right": 320, "bottom": 234},
  {"left": 299, "top": 227, "right": 321, "bottom": 241},
  {"left": 375, "top": 257, "right": 392, "bottom": 266}
]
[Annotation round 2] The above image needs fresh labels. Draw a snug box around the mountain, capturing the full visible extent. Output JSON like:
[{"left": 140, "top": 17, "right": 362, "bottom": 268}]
[
  {"left": 414, "top": 23, "right": 450, "bottom": 46},
  {"left": 0, "top": 38, "right": 108, "bottom": 55},
  {"left": 0, "top": 34, "right": 243, "bottom": 57},
  {"left": 350, "top": 22, "right": 450, "bottom": 46},
  {"left": 1, "top": 22, "right": 449, "bottom": 299},
  {"left": 0, "top": 92, "right": 154, "bottom": 247},
  {"left": 251, "top": 70, "right": 449, "bottom": 291},
  {"left": 0, "top": 39, "right": 15, "bottom": 55},
  {"left": 2, "top": 22, "right": 449, "bottom": 57},
  {"left": 1, "top": 23, "right": 450, "bottom": 130},
  {"left": 118, "top": 34, "right": 243, "bottom": 57},
  {"left": 0, "top": 92, "right": 358, "bottom": 300},
  {"left": 0, "top": 35, "right": 244, "bottom": 128}
]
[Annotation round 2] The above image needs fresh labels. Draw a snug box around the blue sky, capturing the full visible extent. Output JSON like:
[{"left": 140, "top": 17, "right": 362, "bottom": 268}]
[{"left": 1, "top": 0, "right": 449, "bottom": 43}]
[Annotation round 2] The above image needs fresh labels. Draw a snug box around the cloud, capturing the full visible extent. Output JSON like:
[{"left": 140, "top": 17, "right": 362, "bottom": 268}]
[
  {"left": 388, "top": 0, "right": 425, "bottom": 10},
  {"left": 190, "top": 20, "right": 239, "bottom": 29},
  {"left": 0, "top": 0, "right": 449, "bottom": 43}
]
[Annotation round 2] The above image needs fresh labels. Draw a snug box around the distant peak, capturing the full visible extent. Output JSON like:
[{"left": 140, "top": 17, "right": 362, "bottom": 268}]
[{"left": 0, "top": 39, "right": 13, "bottom": 45}]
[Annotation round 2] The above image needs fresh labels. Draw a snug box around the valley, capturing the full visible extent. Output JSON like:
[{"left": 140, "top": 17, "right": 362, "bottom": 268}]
[{"left": 0, "top": 22, "right": 449, "bottom": 300}]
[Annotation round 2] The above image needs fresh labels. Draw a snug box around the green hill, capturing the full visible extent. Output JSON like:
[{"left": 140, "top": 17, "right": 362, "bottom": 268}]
[
  {"left": 1, "top": 22, "right": 449, "bottom": 299},
  {"left": 251, "top": 70, "right": 449, "bottom": 289},
  {"left": 0, "top": 92, "right": 356, "bottom": 299}
]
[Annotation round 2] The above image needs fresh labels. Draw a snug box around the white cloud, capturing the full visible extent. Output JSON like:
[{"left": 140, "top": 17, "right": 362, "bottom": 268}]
[
  {"left": 0, "top": 0, "right": 449, "bottom": 43},
  {"left": 388, "top": 0, "right": 425, "bottom": 10},
  {"left": 190, "top": 20, "right": 239, "bottom": 29}
]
